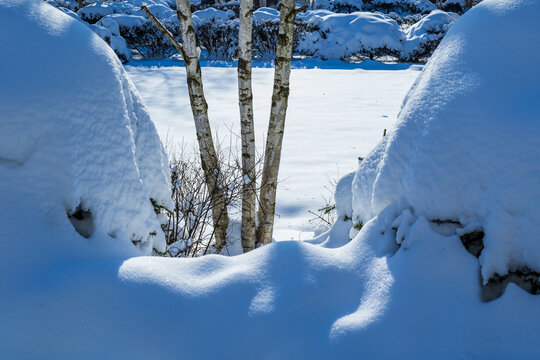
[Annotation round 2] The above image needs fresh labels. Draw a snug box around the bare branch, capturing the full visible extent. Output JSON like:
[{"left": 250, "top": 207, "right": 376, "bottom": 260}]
[{"left": 141, "top": 5, "right": 187, "bottom": 60}]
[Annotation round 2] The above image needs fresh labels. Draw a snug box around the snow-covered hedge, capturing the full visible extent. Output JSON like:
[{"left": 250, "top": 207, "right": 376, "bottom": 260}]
[
  {"left": 363, "top": 0, "right": 437, "bottom": 15},
  {"left": 56, "top": 0, "right": 463, "bottom": 62}
]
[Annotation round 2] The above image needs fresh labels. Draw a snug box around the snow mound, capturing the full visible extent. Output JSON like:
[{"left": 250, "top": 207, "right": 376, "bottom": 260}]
[
  {"left": 0, "top": 0, "right": 171, "bottom": 256},
  {"left": 352, "top": 0, "right": 540, "bottom": 282}
]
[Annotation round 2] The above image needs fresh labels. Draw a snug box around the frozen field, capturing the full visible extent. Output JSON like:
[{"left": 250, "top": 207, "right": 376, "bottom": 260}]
[{"left": 126, "top": 61, "right": 422, "bottom": 240}]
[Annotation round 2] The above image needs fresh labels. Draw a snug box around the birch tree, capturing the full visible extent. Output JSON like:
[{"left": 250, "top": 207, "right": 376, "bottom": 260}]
[
  {"left": 143, "top": 2, "right": 230, "bottom": 253},
  {"left": 238, "top": 0, "right": 257, "bottom": 252},
  {"left": 175, "top": 0, "right": 229, "bottom": 253},
  {"left": 256, "top": 0, "right": 303, "bottom": 245},
  {"left": 143, "top": 0, "right": 304, "bottom": 252}
]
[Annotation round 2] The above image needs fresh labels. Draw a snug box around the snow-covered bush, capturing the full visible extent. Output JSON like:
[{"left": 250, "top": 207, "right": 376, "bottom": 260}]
[
  {"left": 298, "top": 11, "right": 403, "bottom": 60},
  {"left": 351, "top": 0, "right": 540, "bottom": 291},
  {"left": 251, "top": 7, "right": 280, "bottom": 58},
  {"left": 250, "top": 8, "right": 318, "bottom": 59},
  {"left": 193, "top": 8, "right": 239, "bottom": 60},
  {"left": 77, "top": 0, "right": 139, "bottom": 23},
  {"left": 311, "top": 0, "right": 363, "bottom": 13},
  {"left": 91, "top": 17, "right": 131, "bottom": 62},
  {"left": 401, "top": 9, "right": 458, "bottom": 61},
  {"left": 441, "top": 0, "right": 466, "bottom": 13},
  {"left": 0, "top": 0, "right": 171, "bottom": 256},
  {"left": 363, "top": 0, "right": 437, "bottom": 15},
  {"left": 53, "top": 5, "right": 82, "bottom": 20},
  {"left": 113, "top": 14, "right": 181, "bottom": 59},
  {"left": 45, "top": 0, "right": 79, "bottom": 11},
  {"left": 193, "top": 0, "right": 241, "bottom": 14},
  {"left": 77, "top": 0, "right": 174, "bottom": 23},
  {"left": 399, "top": 12, "right": 422, "bottom": 25}
]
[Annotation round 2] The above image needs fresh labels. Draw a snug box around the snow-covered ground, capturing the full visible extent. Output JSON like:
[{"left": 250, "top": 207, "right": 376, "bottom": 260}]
[{"left": 126, "top": 61, "right": 422, "bottom": 240}]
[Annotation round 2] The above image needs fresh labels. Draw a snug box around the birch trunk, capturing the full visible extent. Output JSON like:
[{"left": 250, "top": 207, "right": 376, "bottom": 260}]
[
  {"left": 176, "top": 0, "right": 229, "bottom": 253},
  {"left": 238, "top": 0, "right": 257, "bottom": 253},
  {"left": 256, "top": 0, "right": 298, "bottom": 245}
]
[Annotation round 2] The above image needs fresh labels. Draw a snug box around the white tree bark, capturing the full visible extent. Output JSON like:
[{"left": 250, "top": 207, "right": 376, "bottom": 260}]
[
  {"left": 176, "top": 0, "right": 229, "bottom": 253},
  {"left": 256, "top": 0, "right": 300, "bottom": 245},
  {"left": 238, "top": 0, "right": 257, "bottom": 252}
]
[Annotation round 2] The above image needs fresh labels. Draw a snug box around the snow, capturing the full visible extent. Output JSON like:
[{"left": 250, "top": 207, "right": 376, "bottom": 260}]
[
  {"left": 141, "top": 2, "right": 175, "bottom": 19},
  {"left": 0, "top": 0, "right": 171, "bottom": 256},
  {"left": 125, "top": 60, "right": 421, "bottom": 240},
  {"left": 103, "top": 13, "right": 149, "bottom": 28},
  {"left": 96, "top": 15, "right": 120, "bottom": 36},
  {"left": 253, "top": 7, "right": 280, "bottom": 22},
  {"left": 351, "top": 0, "right": 540, "bottom": 282},
  {"left": 3, "top": 0, "right": 540, "bottom": 358},
  {"left": 193, "top": 7, "right": 236, "bottom": 21}
]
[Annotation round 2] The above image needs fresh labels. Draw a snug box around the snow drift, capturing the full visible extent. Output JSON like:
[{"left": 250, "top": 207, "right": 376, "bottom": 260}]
[
  {"left": 2, "top": 0, "right": 540, "bottom": 359},
  {"left": 0, "top": 0, "right": 171, "bottom": 257}
]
